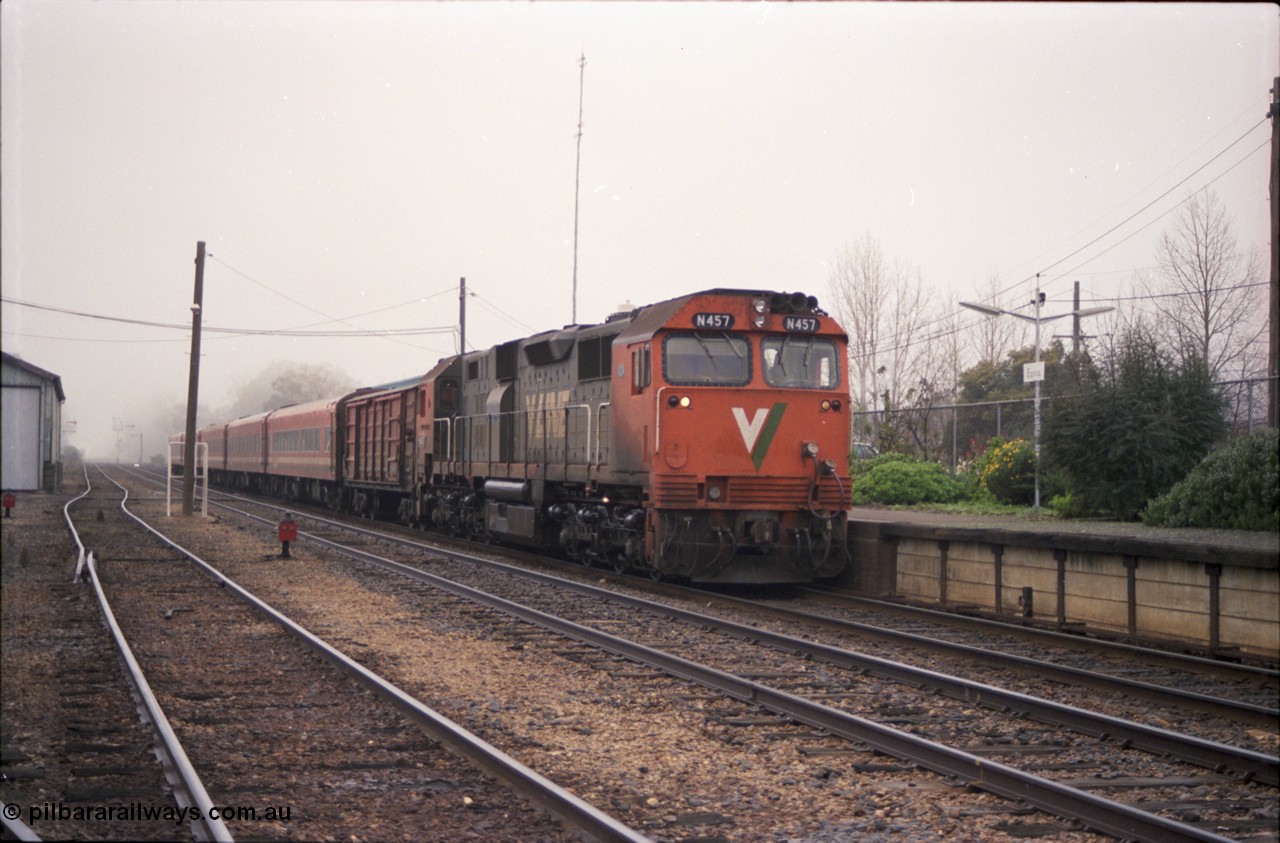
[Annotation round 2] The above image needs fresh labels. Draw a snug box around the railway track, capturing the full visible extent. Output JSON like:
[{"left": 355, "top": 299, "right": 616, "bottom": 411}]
[
  {"left": 794, "top": 587, "right": 1280, "bottom": 710},
  {"left": 177, "top": 474, "right": 1276, "bottom": 734},
  {"left": 129, "top": 472, "right": 1279, "bottom": 841},
  {"left": 3, "top": 468, "right": 642, "bottom": 842},
  {"left": 3, "top": 481, "right": 218, "bottom": 842}
]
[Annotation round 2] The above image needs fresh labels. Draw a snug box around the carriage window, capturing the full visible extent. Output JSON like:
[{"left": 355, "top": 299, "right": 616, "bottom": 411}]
[
  {"left": 762, "top": 337, "right": 840, "bottom": 389},
  {"left": 663, "top": 334, "right": 752, "bottom": 386}
]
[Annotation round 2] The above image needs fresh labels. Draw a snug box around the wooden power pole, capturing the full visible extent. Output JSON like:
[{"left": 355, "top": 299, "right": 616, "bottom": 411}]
[
  {"left": 1269, "top": 77, "right": 1278, "bottom": 427},
  {"left": 181, "top": 241, "right": 206, "bottom": 516}
]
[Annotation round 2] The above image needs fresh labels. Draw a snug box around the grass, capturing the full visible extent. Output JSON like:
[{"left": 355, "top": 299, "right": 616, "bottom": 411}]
[{"left": 865, "top": 499, "right": 1066, "bottom": 520}]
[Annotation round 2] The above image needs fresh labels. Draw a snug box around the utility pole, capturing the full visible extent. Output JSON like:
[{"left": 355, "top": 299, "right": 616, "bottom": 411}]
[
  {"left": 1268, "top": 76, "right": 1278, "bottom": 427},
  {"left": 458, "top": 275, "right": 467, "bottom": 370},
  {"left": 458, "top": 276, "right": 467, "bottom": 462},
  {"left": 1053, "top": 281, "right": 1097, "bottom": 356},
  {"left": 1072, "top": 281, "right": 1083, "bottom": 355},
  {"left": 113, "top": 418, "right": 132, "bottom": 465},
  {"left": 182, "top": 241, "right": 205, "bottom": 516},
  {"left": 571, "top": 52, "right": 586, "bottom": 326}
]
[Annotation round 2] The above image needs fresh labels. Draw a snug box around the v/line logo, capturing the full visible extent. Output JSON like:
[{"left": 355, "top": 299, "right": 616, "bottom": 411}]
[{"left": 731, "top": 403, "right": 788, "bottom": 471}]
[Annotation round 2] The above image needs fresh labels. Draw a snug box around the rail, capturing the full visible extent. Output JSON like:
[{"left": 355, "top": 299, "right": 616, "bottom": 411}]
[
  {"left": 113, "top": 479, "right": 647, "bottom": 842},
  {"left": 239, "top": 506, "right": 1246, "bottom": 843},
  {"left": 73, "top": 468, "right": 233, "bottom": 842}
]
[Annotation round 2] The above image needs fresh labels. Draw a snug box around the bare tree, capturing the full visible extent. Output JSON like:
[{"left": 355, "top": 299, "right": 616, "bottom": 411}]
[
  {"left": 227, "top": 361, "right": 355, "bottom": 417},
  {"left": 269, "top": 363, "right": 354, "bottom": 407},
  {"left": 1138, "top": 189, "right": 1266, "bottom": 380},
  {"left": 827, "top": 233, "right": 936, "bottom": 414}
]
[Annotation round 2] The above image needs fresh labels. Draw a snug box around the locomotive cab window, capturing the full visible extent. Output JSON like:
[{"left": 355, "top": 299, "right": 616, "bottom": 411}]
[
  {"left": 663, "top": 333, "right": 751, "bottom": 386},
  {"left": 762, "top": 336, "right": 840, "bottom": 389}
]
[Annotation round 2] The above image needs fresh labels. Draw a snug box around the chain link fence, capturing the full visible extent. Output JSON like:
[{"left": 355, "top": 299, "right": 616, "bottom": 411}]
[{"left": 850, "top": 375, "right": 1277, "bottom": 472}]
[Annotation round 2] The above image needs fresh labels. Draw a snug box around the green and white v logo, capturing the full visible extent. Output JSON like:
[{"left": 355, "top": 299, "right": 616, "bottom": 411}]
[{"left": 732, "top": 403, "right": 787, "bottom": 471}]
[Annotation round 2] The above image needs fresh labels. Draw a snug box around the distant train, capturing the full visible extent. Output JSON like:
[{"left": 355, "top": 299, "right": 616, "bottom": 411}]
[{"left": 172, "top": 289, "right": 851, "bottom": 584}]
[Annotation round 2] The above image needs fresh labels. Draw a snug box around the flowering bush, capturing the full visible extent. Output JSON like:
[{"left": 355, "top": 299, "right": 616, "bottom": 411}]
[{"left": 979, "top": 438, "right": 1036, "bottom": 505}]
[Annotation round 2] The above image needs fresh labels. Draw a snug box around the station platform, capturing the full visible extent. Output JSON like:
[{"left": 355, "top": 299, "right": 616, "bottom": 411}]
[{"left": 843, "top": 508, "right": 1278, "bottom": 662}]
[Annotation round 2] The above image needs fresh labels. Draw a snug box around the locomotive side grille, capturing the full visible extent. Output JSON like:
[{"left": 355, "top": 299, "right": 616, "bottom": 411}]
[
  {"left": 650, "top": 475, "right": 847, "bottom": 509},
  {"left": 730, "top": 476, "right": 846, "bottom": 508},
  {"left": 651, "top": 476, "right": 699, "bottom": 507}
]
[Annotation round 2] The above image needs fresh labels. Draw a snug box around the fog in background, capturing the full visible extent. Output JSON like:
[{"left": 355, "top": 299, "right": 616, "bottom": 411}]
[{"left": 2, "top": 1, "right": 1275, "bottom": 461}]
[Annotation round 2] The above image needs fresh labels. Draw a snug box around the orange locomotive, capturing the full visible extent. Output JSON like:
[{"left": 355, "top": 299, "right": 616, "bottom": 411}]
[
  {"left": 414, "top": 288, "right": 850, "bottom": 583},
  {"left": 173, "top": 289, "right": 851, "bottom": 584}
]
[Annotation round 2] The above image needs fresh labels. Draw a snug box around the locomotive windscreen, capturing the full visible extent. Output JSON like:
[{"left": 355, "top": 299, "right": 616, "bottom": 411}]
[
  {"left": 662, "top": 334, "right": 751, "bottom": 385},
  {"left": 761, "top": 337, "right": 841, "bottom": 389}
]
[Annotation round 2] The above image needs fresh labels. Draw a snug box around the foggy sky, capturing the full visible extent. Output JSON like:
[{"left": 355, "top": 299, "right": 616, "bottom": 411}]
[{"left": 2, "top": 1, "right": 1276, "bottom": 460}]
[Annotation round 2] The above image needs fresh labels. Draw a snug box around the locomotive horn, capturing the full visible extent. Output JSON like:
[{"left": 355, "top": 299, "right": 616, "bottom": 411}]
[{"left": 789, "top": 292, "right": 808, "bottom": 311}]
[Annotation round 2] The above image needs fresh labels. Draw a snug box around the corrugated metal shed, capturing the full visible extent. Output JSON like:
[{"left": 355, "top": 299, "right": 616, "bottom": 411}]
[{"left": 2, "top": 351, "right": 66, "bottom": 491}]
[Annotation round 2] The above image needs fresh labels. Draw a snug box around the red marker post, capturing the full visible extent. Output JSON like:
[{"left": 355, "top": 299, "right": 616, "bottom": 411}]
[
  {"left": 278, "top": 515, "right": 298, "bottom": 558},
  {"left": 2, "top": 492, "right": 15, "bottom": 518}
]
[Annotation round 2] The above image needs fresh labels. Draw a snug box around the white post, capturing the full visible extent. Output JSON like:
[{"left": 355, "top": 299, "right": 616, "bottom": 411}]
[
  {"left": 1033, "top": 276, "right": 1043, "bottom": 510},
  {"left": 198, "top": 442, "right": 209, "bottom": 518}
]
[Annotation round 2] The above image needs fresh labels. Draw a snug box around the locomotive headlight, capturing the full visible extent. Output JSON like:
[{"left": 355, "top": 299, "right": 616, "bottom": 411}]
[
  {"left": 820, "top": 399, "right": 832, "bottom": 412},
  {"left": 751, "top": 297, "right": 768, "bottom": 327},
  {"left": 680, "top": 395, "right": 691, "bottom": 408},
  {"left": 707, "top": 483, "right": 723, "bottom": 501},
  {"left": 667, "top": 395, "right": 692, "bottom": 409}
]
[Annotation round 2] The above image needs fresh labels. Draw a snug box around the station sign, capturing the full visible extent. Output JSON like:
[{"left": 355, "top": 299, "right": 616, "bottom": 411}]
[{"left": 1023, "top": 361, "right": 1045, "bottom": 383}]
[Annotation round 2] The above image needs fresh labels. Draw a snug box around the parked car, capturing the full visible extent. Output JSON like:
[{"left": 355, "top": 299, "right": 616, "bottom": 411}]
[{"left": 852, "top": 442, "right": 880, "bottom": 460}]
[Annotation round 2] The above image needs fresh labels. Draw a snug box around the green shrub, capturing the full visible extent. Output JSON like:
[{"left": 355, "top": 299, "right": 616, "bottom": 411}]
[
  {"left": 1142, "top": 430, "right": 1279, "bottom": 531},
  {"left": 1043, "top": 331, "right": 1225, "bottom": 520},
  {"left": 852, "top": 458, "right": 963, "bottom": 506}
]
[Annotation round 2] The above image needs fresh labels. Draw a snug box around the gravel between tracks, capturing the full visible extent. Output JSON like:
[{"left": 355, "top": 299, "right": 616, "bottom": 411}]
[
  {"left": 126, "top": 484, "right": 1109, "bottom": 843},
  {"left": 7, "top": 482, "right": 1114, "bottom": 841}
]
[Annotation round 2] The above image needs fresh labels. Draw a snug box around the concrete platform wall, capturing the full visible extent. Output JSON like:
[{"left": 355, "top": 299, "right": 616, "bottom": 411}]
[{"left": 847, "top": 521, "right": 1278, "bottom": 660}]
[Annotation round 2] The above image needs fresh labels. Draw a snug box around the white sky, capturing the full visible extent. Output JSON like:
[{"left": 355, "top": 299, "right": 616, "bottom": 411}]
[{"left": 3, "top": 1, "right": 1276, "bottom": 460}]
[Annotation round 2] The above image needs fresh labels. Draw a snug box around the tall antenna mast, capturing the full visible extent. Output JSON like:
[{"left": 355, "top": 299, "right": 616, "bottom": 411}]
[{"left": 571, "top": 52, "right": 586, "bottom": 325}]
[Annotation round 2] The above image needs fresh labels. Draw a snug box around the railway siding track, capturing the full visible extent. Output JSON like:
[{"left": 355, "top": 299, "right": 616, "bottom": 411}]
[
  {"left": 7, "top": 470, "right": 638, "bottom": 842},
  {"left": 3, "top": 490, "right": 193, "bottom": 841},
  {"left": 160, "top": 485, "right": 1276, "bottom": 842}
]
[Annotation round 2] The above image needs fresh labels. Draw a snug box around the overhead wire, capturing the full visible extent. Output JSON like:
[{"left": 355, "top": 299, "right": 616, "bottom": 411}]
[
  {"left": 847, "top": 117, "right": 1272, "bottom": 366},
  {"left": 1039, "top": 138, "right": 1269, "bottom": 287},
  {"left": 997, "top": 96, "right": 1269, "bottom": 288},
  {"left": 0, "top": 297, "right": 457, "bottom": 338}
]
